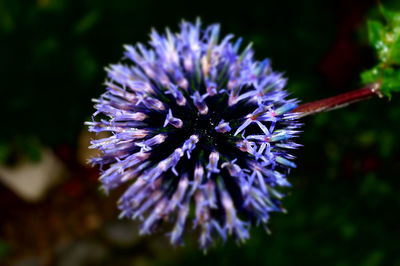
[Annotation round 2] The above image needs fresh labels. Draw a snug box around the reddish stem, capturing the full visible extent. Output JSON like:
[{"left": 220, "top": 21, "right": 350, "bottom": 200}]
[{"left": 292, "top": 82, "right": 382, "bottom": 117}]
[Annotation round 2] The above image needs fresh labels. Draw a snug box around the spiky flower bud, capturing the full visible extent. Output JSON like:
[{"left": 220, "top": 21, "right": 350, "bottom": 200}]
[{"left": 86, "top": 20, "right": 301, "bottom": 250}]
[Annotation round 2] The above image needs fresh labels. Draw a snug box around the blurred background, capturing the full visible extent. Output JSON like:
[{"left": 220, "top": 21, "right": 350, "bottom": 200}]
[{"left": 1, "top": 0, "right": 400, "bottom": 265}]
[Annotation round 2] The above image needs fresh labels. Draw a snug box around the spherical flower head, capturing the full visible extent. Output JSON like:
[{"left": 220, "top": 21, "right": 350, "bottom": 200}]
[{"left": 86, "top": 19, "right": 301, "bottom": 250}]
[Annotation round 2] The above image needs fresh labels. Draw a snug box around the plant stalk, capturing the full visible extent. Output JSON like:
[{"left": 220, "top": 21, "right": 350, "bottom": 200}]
[{"left": 292, "top": 82, "right": 382, "bottom": 118}]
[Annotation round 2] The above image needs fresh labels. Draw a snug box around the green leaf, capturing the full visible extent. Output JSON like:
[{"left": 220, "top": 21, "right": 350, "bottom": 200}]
[
  {"left": 381, "top": 67, "right": 400, "bottom": 96},
  {"left": 390, "top": 32, "right": 400, "bottom": 64},
  {"left": 367, "top": 20, "right": 385, "bottom": 50},
  {"left": 361, "top": 6, "right": 400, "bottom": 97},
  {"left": 361, "top": 67, "right": 381, "bottom": 84},
  {"left": 380, "top": 5, "right": 400, "bottom": 25}
]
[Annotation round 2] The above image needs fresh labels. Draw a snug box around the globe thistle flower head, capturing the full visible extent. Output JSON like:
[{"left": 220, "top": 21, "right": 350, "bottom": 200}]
[{"left": 87, "top": 19, "right": 301, "bottom": 250}]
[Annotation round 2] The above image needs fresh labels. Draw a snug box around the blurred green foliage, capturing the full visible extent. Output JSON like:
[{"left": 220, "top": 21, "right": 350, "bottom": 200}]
[
  {"left": 361, "top": 5, "right": 400, "bottom": 97},
  {"left": 0, "top": 239, "right": 10, "bottom": 261},
  {"left": 1, "top": 0, "right": 400, "bottom": 265}
]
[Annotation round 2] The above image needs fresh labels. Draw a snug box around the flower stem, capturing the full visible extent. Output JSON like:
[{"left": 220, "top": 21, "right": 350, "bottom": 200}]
[{"left": 292, "top": 82, "right": 383, "bottom": 118}]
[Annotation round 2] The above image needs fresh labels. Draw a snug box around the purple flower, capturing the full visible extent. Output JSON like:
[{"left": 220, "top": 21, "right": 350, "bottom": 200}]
[{"left": 86, "top": 19, "right": 301, "bottom": 250}]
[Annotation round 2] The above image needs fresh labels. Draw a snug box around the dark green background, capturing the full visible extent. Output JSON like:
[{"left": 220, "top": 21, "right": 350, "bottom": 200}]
[{"left": 1, "top": 0, "right": 400, "bottom": 265}]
